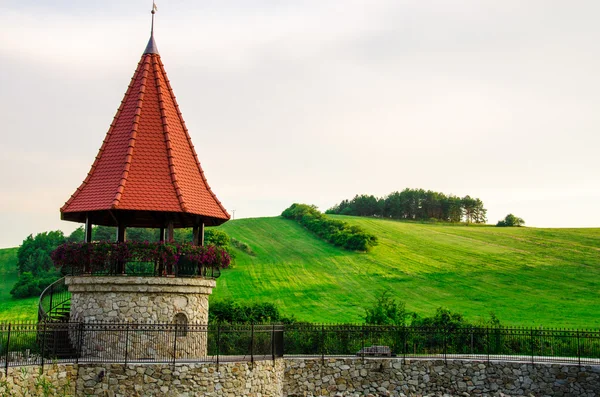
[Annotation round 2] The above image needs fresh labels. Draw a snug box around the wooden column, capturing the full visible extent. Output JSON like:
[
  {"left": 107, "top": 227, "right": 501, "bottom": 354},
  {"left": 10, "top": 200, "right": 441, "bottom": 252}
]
[
  {"left": 117, "top": 223, "right": 126, "bottom": 242},
  {"left": 84, "top": 215, "right": 93, "bottom": 243},
  {"left": 192, "top": 226, "right": 199, "bottom": 246},
  {"left": 167, "top": 220, "right": 174, "bottom": 242},
  {"left": 117, "top": 223, "right": 126, "bottom": 243},
  {"left": 159, "top": 227, "right": 166, "bottom": 242},
  {"left": 200, "top": 223, "right": 205, "bottom": 246},
  {"left": 116, "top": 221, "right": 126, "bottom": 274}
]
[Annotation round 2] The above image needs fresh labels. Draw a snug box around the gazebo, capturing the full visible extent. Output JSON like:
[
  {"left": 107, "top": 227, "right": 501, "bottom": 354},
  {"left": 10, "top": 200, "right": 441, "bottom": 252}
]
[{"left": 43, "top": 15, "right": 231, "bottom": 359}]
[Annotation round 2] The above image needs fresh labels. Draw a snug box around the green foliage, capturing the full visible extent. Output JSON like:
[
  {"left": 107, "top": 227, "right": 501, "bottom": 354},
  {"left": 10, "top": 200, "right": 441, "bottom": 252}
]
[
  {"left": 364, "top": 292, "right": 500, "bottom": 329},
  {"left": 0, "top": 248, "right": 37, "bottom": 320},
  {"left": 10, "top": 272, "right": 60, "bottom": 299},
  {"left": 231, "top": 238, "right": 256, "bottom": 256},
  {"left": 205, "top": 229, "right": 230, "bottom": 247},
  {"left": 12, "top": 231, "right": 64, "bottom": 299},
  {"left": 66, "top": 226, "right": 84, "bottom": 242},
  {"left": 364, "top": 291, "right": 409, "bottom": 325},
  {"left": 93, "top": 225, "right": 116, "bottom": 241},
  {"left": 69, "top": 226, "right": 159, "bottom": 242},
  {"left": 282, "top": 203, "right": 378, "bottom": 251},
  {"left": 326, "top": 188, "right": 487, "bottom": 224},
  {"left": 209, "top": 299, "right": 295, "bottom": 324},
  {"left": 17, "top": 231, "right": 65, "bottom": 276},
  {"left": 497, "top": 214, "right": 525, "bottom": 227},
  {"left": 213, "top": 216, "right": 600, "bottom": 328},
  {"left": 411, "top": 307, "right": 468, "bottom": 330}
]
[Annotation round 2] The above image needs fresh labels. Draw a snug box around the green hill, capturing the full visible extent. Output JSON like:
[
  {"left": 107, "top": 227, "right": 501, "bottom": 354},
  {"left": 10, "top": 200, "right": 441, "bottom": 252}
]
[
  {"left": 214, "top": 216, "right": 600, "bottom": 328},
  {"left": 0, "top": 216, "right": 598, "bottom": 328},
  {"left": 0, "top": 247, "right": 38, "bottom": 322}
]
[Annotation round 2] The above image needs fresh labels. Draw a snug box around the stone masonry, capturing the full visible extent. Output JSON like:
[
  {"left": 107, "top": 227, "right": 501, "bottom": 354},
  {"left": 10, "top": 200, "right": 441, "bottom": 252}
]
[
  {"left": 284, "top": 358, "right": 600, "bottom": 397},
  {"left": 1, "top": 359, "right": 598, "bottom": 396},
  {"left": 65, "top": 276, "right": 215, "bottom": 360}
]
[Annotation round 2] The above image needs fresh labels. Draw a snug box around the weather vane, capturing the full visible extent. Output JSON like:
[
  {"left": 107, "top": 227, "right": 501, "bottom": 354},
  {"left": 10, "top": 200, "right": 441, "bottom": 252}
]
[{"left": 151, "top": 1, "right": 158, "bottom": 35}]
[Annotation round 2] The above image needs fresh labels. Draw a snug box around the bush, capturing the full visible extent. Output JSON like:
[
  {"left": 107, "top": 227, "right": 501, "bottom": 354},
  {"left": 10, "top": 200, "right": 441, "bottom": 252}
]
[
  {"left": 209, "top": 299, "right": 295, "bottom": 324},
  {"left": 10, "top": 271, "right": 60, "bottom": 298},
  {"left": 231, "top": 238, "right": 256, "bottom": 256},
  {"left": 281, "top": 203, "right": 378, "bottom": 251},
  {"left": 364, "top": 291, "right": 410, "bottom": 326},
  {"left": 496, "top": 214, "right": 525, "bottom": 227}
]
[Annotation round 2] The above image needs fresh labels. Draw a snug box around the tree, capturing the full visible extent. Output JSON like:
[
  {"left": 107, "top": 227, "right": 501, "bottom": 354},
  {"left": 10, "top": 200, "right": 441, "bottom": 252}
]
[
  {"left": 17, "top": 231, "right": 65, "bottom": 275},
  {"left": 496, "top": 214, "right": 525, "bottom": 227},
  {"left": 13, "top": 231, "right": 65, "bottom": 299},
  {"left": 364, "top": 291, "right": 409, "bottom": 326}
]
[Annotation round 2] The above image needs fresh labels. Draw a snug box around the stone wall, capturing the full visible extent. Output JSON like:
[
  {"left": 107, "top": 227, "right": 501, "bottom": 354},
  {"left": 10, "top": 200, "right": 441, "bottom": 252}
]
[
  {"left": 77, "top": 360, "right": 284, "bottom": 397},
  {"left": 0, "top": 363, "right": 76, "bottom": 396},
  {"left": 284, "top": 358, "right": 600, "bottom": 397},
  {"left": 66, "top": 276, "right": 215, "bottom": 360},
  {"left": 0, "top": 361, "right": 284, "bottom": 397},
  {"left": 0, "top": 359, "right": 598, "bottom": 396}
]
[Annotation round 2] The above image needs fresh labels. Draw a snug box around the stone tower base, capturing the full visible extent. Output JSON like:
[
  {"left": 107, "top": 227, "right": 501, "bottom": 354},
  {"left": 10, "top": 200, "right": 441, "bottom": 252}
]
[{"left": 65, "top": 276, "right": 216, "bottom": 359}]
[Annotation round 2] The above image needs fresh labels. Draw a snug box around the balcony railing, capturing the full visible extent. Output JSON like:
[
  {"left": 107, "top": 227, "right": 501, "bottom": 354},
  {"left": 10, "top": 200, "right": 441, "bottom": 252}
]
[{"left": 51, "top": 241, "right": 229, "bottom": 278}]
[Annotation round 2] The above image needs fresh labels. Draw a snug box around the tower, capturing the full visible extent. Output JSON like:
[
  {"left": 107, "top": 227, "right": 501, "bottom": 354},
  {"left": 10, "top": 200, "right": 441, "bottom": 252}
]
[{"left": 55, "top": 13, "right": 229, "bottom": 359}]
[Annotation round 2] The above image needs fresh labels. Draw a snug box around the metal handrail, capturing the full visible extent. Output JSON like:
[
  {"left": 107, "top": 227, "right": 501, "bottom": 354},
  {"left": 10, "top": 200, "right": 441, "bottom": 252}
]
[{"left": 38, "top": 277, "right": 71, "bottom": 323}]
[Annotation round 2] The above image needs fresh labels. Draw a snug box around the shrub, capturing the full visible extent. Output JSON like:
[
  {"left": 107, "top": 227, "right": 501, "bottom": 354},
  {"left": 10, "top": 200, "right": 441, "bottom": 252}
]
[
  {"left": 209, "top": 299, "right": 295, "bottom": 324},
  {"left": 281, "top": 203, "right": 378, "bottom": 251},
  {"left": 10, "top": 271, "right": 60, "bottom": 298},
  {"left": 496, "top": 214, "right": 525, "bottom": 227}
]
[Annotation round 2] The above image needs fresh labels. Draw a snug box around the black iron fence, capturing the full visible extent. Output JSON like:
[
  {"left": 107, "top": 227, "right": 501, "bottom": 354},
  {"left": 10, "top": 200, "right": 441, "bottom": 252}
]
[
  {"left": 284, "top": 324, "right": 600, "bottom": 365},
  {"left": 0, "top": 322, "right": 284, "bottom": 374},
  {"left": 1, "top": 323, "right": 598, "bottom": 375}
]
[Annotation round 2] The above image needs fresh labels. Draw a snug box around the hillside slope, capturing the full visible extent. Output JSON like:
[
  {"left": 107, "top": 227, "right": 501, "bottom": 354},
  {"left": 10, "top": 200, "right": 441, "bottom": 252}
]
[
  {"left": 215, "top": 216, "right": 600, "bottom": 328},
  {"left": 0, "top": 247, "right": 38, "bottom": 321}
]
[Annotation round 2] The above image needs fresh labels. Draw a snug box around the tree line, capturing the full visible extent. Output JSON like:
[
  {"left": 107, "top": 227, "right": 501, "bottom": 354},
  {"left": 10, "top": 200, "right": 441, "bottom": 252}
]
[
  {"left": 326, "top": 188, "right": 487, "bottom": 224},
  {"left": 281, "top": 203, "right": 378, "bottom": 251}
]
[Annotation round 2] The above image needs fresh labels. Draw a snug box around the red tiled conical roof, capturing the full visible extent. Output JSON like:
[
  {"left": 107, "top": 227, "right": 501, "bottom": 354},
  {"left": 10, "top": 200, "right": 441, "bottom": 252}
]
[{"left": 61, "top": 37, "right": 230, "bottom": 228}]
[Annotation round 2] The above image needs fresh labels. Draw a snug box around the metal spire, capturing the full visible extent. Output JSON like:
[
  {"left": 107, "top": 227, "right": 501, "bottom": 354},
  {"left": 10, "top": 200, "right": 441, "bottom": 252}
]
[{"left": 144, "top": 1, "right": 159, "bottom": 54}]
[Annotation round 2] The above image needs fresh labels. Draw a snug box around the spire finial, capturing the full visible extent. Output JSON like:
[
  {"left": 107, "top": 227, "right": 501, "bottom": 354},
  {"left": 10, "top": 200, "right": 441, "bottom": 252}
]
[
  {"left": 151, "top": 1, "right": 157, "bottom": 36},
  {"left": 144, "top": 1, "right": 159, "bottom": 54}
]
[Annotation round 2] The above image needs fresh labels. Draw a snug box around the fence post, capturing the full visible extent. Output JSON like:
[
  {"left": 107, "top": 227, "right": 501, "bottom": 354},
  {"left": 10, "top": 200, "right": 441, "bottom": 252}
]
[
  {"left": 40, "top": 321, "right": 47, "bottom": 372},
  {"left": 172, "top": 323, "right": 178, "bottom": 368},
  {"left": 76, "top": 322, "right": 83, "bottom": 364},
  {"left": 320, "top": 324, "right": 325, "bottom": 365},
  {"left": 124, "top": 323, "right": 130, "bottom": 366},
  {"left": 470, "top": 327, "right": 474, "bottom": 355},
  {"left": 216, "top": 323, "right": 220, "bottom": 369},
  {"left": 577, "top": 330, "right": 581, "bottom": 367},
  {"left": 486, "top": 327, "right": 490, "bottom": 365},
  {"left": 4, "top": 323, "right": 11, "bottom": 377},
  {"left": 271, "top": 324, "right": 276, "bottom": 363},
  {"left": 361, "top": 325, "right": 365, "bottom": 364},
  {"left": 443, "top": 329, "right": 447, "bottom": 364},
  {"left": 402, "top": 327, "right": 407, "bottom": 363},
  {"left": 250, "top": 324, "right": 254, "bottom": 364},
  {"left": 530, "top": 328, "right": 534, "bottom": 365}
]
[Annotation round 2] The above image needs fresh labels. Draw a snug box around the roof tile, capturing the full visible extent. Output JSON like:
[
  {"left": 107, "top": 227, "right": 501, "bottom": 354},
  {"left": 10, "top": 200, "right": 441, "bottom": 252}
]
[{"left": 61, "top": 45, "right": 229, "bottom": 224}]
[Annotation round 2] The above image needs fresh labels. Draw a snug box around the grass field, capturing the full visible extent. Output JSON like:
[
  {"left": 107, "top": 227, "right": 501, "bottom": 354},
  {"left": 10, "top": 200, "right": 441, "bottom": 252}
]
[
  {"left": 0, "top": 247, "right": 38, "bottom": 322},
  {"left": 0, "top": 216, "right": 598, "bottom": 328},
  {"left": 214, "top": 216, "right": 600, "bottom": 328}
]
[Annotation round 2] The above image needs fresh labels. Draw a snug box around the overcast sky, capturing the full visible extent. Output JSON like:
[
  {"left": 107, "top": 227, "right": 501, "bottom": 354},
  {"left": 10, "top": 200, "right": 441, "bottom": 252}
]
[{"left": 1, "top": 0, "right": 599, "bottom": 248}]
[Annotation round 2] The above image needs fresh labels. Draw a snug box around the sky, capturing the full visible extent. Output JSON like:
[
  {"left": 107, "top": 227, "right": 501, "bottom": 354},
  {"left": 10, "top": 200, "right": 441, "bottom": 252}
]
[{"left": 0, "top": 0, "right": 599, "bottom": 248}]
